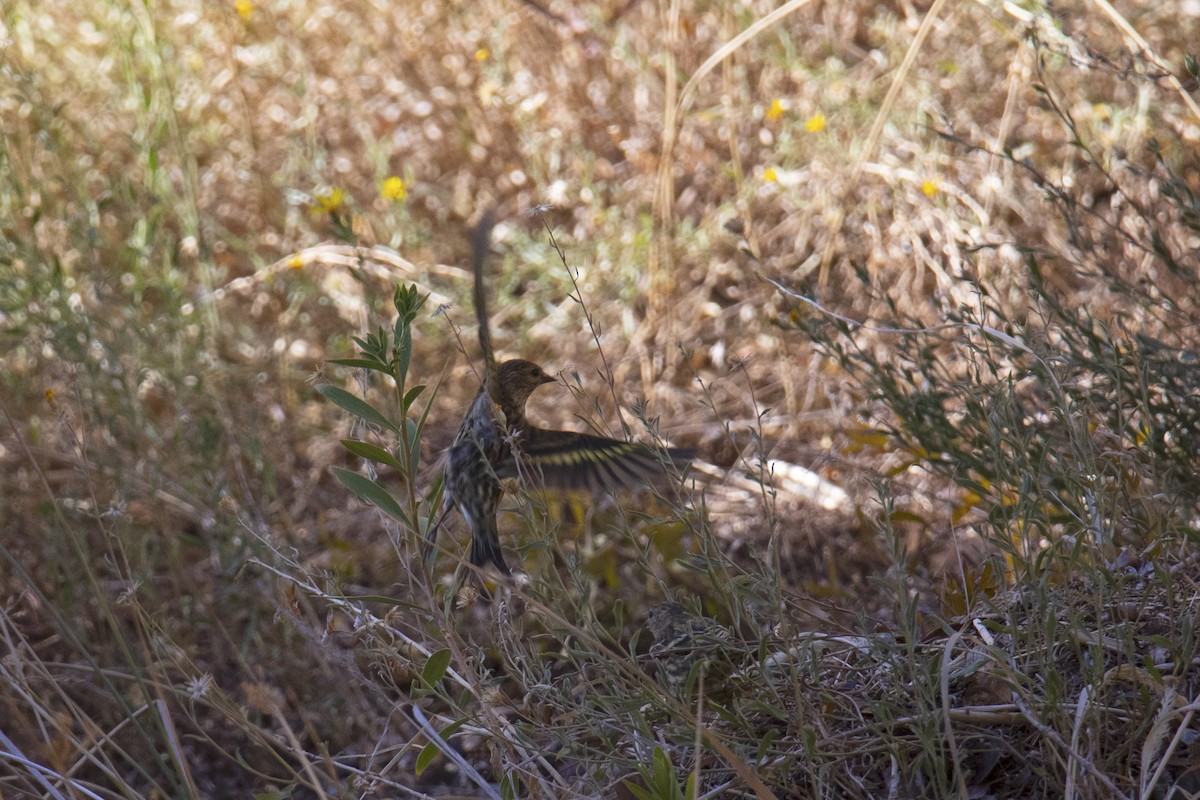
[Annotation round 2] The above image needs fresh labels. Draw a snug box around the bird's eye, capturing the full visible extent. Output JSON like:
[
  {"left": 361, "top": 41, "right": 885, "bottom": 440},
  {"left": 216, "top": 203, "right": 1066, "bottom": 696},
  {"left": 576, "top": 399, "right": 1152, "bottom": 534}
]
[{"left": 530, "top": 367, "right": 540, "bottom": 376}]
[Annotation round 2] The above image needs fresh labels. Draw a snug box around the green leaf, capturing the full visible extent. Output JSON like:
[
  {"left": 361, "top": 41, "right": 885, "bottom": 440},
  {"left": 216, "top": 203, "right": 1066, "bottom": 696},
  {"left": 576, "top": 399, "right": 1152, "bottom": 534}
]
[
  {"left": 756, "top": 728, "right": 780, "bottom": 761},
  {"left": 415, "top": 741, "right": 439, "bottom": 775},
  {"left": 402, "top": 383, "right": 426, "bottom": 410},
  {"left": 439, "top": 717, "right": 467, "bottom": 739},
  {"left": 621, "top": 783, "right": 657, "bottom": 800},
  {"left": 393, "top": 283, "right": 427, "bottom": 324},
  {"left": 331, "top": 468, "right": 410, "bottom": 525},
  {"left": 328, "top": 357, "right": 391, "bottom": 373},
  {"left": 884, "top": 459, "right": 920, "bottom": 477},
  {"left": 650, "top": 746, "right": 683, "bottom": 799},
  {"left": 317, "top": 385, "right": 399, "bottom": 433},
  {"left": 415, "top": 378, "right": 442, "bottom": 432},
  {"left": 397, "top": 325, "right": 413, "bottom": 386},
  {"left": 888, "top": 509, "right": 928, "bottom": 526},
  {"left": 405, "top": 417, "right": 421, "bottom": 474},
  {"left": 340, "top": 439, "right": 404, "bottom": 470},
  {"left": 422, "top": 648, "right": 452, "bottom": 685},
  {"left": 422, "top": 478, "right": 445, "bottom": 539}
]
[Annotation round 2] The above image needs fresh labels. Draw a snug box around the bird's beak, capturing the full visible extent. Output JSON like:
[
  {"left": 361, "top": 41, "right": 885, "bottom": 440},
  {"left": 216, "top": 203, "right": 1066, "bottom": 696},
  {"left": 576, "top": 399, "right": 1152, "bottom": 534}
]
[{"left": 540, "top": 373, "right": 556, "bottom": 386}]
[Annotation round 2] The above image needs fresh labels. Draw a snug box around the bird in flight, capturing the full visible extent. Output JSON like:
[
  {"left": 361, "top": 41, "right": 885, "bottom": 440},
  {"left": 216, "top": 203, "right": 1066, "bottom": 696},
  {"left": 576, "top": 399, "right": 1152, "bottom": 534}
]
[{"left": 435, "top": 213, "right": 694, "bottom": 575}]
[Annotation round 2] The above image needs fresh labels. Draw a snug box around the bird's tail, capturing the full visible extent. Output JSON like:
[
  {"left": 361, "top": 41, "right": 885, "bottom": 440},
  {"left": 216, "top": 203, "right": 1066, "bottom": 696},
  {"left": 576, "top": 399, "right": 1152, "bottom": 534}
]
[
  {"left": 469, "top": 520, "right": 510, "bottom": 575},
  {"left": 472, "top": 210, "right": 498, "bottom": 396}
]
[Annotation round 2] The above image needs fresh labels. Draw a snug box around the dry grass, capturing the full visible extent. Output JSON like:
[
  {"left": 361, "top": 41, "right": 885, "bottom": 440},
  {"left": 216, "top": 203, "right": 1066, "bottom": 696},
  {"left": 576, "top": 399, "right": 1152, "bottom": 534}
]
[{"left": 3, "top": 0, "right": 1200, "bottom": 797}]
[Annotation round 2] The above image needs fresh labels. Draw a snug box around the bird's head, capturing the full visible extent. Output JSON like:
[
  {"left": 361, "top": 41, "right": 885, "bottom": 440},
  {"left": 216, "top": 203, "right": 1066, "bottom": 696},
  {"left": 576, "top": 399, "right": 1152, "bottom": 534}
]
[{"left": 496, "top": 359, "right": 556, "bottom": 410}]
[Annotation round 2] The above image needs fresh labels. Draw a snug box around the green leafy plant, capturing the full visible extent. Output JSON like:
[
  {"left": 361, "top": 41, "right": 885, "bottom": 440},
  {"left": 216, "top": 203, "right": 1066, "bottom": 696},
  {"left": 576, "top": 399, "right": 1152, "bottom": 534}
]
[
  {"left": 624, "top": 746, "right": 691, "bottom": 800},
  {"left": 318, "top": 284, "right": 441, "bottom": 545}
]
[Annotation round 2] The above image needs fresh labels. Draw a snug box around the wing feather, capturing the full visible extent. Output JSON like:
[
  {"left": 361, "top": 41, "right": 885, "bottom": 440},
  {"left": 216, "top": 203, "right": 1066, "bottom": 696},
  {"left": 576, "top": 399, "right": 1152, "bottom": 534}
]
[{"left": 500, "top": 429, "right": 694, "bottom": 493}]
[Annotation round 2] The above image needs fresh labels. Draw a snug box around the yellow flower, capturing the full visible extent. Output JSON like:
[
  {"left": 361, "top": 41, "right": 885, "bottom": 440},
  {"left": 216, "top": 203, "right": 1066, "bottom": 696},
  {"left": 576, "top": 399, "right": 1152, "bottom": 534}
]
[
  {"left": 763, "top": 167, "right": 778, "bottom": 183},
  {"left": 44, "top": 388, "right": 57, "bottom": 404},
  {"left": 475, "top": 48, "right": 489, "bottom": 62},
  {"left": 287, "top": 255, "right": 305, "bottom": 270},
  {"left": 313, "top": 188, "right": 345, "bottom": 214},
  {"left": 235, "top": 0, "right": 253, "bottom": 20},
  {"left": 804, "top": 113, "right": 826, "bottom": 133},
  {"left": 921, "top": 179, "right": 938, "bottom": 197},
  {"left": 381, "top": 176, "right": 407, "bottom": 201},
  {"left": 766, "top": 98, "right": 785, "bottom": 120}
]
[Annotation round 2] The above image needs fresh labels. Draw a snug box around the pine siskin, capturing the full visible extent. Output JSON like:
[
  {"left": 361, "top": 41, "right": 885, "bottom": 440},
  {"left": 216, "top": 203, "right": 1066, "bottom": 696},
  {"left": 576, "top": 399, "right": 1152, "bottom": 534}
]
[
  {"left": 444, "top": 359, "right": 694, "bottom": 574},
  {"left": 437, "top": 212, "right": 695, "bottom": 576},
  {"left": 647, "top": 601, "right": 732, "bottom": 693},
  {"left": 443, "top": 358, "right": 555, "bottom": 575}
]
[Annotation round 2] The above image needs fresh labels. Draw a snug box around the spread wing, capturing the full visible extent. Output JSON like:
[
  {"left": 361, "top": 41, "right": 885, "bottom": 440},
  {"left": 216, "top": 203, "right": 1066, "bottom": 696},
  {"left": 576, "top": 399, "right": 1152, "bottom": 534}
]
[{"left": 499, "top": 428, "right": 694, "bottom": 494}]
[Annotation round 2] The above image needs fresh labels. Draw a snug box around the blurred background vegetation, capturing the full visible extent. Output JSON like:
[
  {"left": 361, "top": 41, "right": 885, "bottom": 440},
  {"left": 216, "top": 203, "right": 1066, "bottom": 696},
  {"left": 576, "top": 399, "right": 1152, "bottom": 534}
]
[{"left": 2, "top": 0, "right": 1199, "bottom": 797}]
